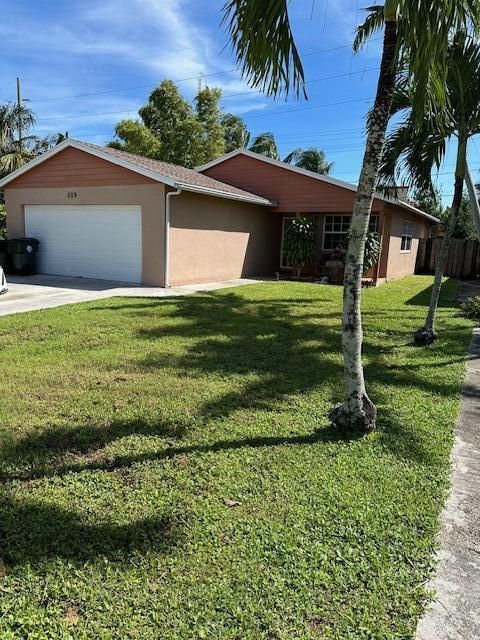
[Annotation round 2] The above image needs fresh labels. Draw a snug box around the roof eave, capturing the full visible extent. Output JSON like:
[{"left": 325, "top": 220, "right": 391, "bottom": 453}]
[{"left": 176, "top": 182, "right": 274, "bottom": 206}]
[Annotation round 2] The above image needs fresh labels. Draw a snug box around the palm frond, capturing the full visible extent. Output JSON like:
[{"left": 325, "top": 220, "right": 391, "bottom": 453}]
[
  {"left": 353, "top": 5, "right": 385, "bottom": 52},
  {"left": 222, "top": 0, "right": 305, "bottom": 98},
  {"left": 284, "top": 147, "right": 333, "bottom": 174}
]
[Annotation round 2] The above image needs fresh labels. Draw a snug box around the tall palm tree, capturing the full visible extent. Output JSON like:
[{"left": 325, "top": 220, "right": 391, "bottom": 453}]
[
  {"left": 222, "top": 0, "right": 480, "bottom": 433},
  {"left": 284, "top": 148, "right": 333, "bottom": 174},
  {"left": 248, "top": 131, "right": 280, "bottom": 159},
  {"left": 379, "top": 32, "right": 480, "bottom": 344}
]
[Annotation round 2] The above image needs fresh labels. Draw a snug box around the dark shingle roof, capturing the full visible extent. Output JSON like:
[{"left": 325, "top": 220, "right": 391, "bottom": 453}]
[{"left": 78, "top": 141, "right": 273, "bottom": 205}]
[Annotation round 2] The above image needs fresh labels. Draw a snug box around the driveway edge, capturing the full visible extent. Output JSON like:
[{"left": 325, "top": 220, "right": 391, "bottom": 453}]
[{"left": 415, "top": 326, "right": 480, "bottom": 639}]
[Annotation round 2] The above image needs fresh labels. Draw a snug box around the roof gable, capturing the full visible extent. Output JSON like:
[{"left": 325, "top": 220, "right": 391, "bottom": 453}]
[
  {"left": 0, "top": 140, "right": 273, "bottom": 206},
  {"left": 197, "top": 149, "right": 439, "bottom": 222}
]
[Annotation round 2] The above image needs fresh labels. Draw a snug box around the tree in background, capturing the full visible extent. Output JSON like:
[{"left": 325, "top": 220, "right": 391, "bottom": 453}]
[
  {"left": 221, "top": 113, "right": 250, "bottom": 151},
  {"left": 284, "top": 147, "right": 334, "bottom": 174},
  {"left": 0, "top": 103, "right": 36, "bottom": 176},
  {"left": 412, "top": 186, "right": 445, "bottom": 220},
  {"left": 109, "top": 80, "right": 253, "bottom": 167},
  {"left": 248, "top": 131, "right": 280, "bottom": 159},
  {"left": 195, "top": 87, "right": 226, "bottom": 164},
  {"left": 108, "top": 121, "right": 163, "bottom": 159},
  {"left": 139, "top": 80, "right": 204, "bottom": 166}
]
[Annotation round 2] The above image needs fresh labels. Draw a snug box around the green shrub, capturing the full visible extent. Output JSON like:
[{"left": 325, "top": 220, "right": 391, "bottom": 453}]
[{"left": 461, "top": 296, "right": 480, "bottom": 322}]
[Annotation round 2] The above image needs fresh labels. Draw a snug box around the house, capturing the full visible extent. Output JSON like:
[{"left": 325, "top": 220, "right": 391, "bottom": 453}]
[{"left": 0, "top": 140, "right": 438, "bottom": 287}]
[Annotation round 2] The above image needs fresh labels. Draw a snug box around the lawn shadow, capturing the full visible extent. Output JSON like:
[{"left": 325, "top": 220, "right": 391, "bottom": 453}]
[
  {"left": 0, "top": 493, "right": 179, "bottom": 566},
  {"left": 1, "top": 283, "right": 470, "bottom": 480}
]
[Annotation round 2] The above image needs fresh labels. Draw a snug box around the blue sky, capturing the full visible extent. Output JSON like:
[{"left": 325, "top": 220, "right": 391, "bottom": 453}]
[{"left": 2, "top": 0, "right": 479, "bottom": 202}]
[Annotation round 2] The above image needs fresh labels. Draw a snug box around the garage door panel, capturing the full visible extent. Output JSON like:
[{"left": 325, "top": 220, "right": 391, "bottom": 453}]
[{"left": 25, "top": 205, "right": 142, "bottom": 283}]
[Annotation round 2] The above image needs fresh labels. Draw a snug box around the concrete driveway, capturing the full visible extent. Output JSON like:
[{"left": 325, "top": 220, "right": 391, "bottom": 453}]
[{"left": 0, "top": 274, "right": 260, "bottom": 317}]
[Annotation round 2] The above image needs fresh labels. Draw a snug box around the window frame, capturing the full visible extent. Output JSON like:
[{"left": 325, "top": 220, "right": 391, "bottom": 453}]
[
  {"left": 400, "top": 220, "right": 414, "bottom": 253},
  {"left": 322, "top": 214, "right": 379, "bottom": 251}
]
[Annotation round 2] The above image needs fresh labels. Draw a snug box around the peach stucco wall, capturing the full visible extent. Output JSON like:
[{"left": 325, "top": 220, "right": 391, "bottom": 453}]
[
  {"left": 169, "top": 190, "right": 280, "bottom": 285},
  {"left": 383, "top": 205, "right": 430, "bottom": 281},
  {"left": 4, "top": 184, "right": 166, "bottom": 286}
]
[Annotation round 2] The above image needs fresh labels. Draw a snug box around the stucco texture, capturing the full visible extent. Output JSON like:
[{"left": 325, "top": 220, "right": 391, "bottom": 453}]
[{"left": 168, "top": 190, "right": 280, "bottom": 285}]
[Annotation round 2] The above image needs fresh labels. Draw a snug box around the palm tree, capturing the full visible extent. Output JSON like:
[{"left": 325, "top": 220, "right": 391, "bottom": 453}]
[
  {"left": 379, "top": 32, "right": 480, "bottom": 345},
  {"left": 284, "top": 148, "right": 333, "bottom": 174},
  {"left": 0, "top": 103, "right": 36, "bottom": 177},
  {"left": 465, "top": 161, "right": 480, "bottom": 240},
  {"left": 223, "top": 0, "right": 480, "bottom": 433},
  {"left": 248, "top": 131, "right": 280, "bottom": 159}
]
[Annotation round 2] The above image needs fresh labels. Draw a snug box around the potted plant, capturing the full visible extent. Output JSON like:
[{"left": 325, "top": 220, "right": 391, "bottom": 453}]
[{"left": 283, "top": 217, "right": 316, "bottom": 279}]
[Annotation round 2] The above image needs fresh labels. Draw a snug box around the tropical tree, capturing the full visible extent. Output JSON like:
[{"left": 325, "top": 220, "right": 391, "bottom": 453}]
[
  {"left": 380, "top": 32, "right": 480, "bottom": 344},
  {"left": 248, "top": 132, "right": 280, "bottom": 159},
  {"left": 221, "top": 113, "right": 250, "bottom": 152},
  {"left": 284, "top": 148, "right": 334, "bottom": 174},
  {"left": 222, "top": 0, "right": 480, "bottom": 433},
  {"left": 0, "top": 103, "right": 36, "bottom": 176}
]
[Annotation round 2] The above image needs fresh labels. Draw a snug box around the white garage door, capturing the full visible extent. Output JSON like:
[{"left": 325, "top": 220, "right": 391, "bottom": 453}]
[{"left": 25, "top": 205, "right": 142, "bottom": 283}]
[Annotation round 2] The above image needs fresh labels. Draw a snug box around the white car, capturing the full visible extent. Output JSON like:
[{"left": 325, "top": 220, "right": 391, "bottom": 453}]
[{"left": 0, "top": 267, "right": 8, "bottom": 295}]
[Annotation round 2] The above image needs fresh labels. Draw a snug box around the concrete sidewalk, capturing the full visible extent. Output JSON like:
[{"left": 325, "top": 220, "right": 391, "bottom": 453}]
[
  {"left": 416, "top": 283, "right": 480, "bottom": 639},
  {"left": 0, "top": 274, "right": 261, "bottom": 317}
]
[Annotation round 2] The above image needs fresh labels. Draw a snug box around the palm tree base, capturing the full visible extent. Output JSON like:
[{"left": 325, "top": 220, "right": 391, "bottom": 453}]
[
  {"left": 329, "top": 395, "right": 377, "bottom": 434},
  {"left": 413, "top": 326, "right": 438, "bottom": 346}
]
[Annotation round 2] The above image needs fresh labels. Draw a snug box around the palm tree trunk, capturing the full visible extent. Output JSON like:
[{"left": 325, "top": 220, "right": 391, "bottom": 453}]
[
  {"left": 329, "top": 18, "right": 398, "bottom": 434},
  {"left": 414, "top": 140, "right": 467, "bottom": 346},
  {"left": 465, "top": 160, "right": 480, "bottom": 241}
]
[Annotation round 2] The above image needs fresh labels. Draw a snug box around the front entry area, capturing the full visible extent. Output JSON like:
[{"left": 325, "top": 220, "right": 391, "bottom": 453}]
[{"left": 24, "top": 205, "right": 143, "bottom": 283}]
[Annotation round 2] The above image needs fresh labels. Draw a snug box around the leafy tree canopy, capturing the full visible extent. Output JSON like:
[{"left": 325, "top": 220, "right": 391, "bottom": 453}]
[{"left": 109, "top": 80, "right": 248, "bottom": 167}]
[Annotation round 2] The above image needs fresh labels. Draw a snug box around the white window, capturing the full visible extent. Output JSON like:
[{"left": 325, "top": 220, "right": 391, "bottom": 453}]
[
  {"left": 280, "top": 217, "right": 295, "bottom": 268},
  {"left": 322, "top": 215, "right": 379, "bottom": 251},
  {"left": 401, "top": 220, "right": 414, "bottom": 252}
]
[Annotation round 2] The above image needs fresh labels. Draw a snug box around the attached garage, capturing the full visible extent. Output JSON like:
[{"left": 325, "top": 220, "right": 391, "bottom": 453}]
[
  {"left": 0, "top": 139, "right": 277, "bottom": 287},
  {"left": 25, "top": 205, "right": 143, "bottom": 283}
]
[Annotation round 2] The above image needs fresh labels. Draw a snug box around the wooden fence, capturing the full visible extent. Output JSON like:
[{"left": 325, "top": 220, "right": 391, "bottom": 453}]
[{"left": 416, "top": 237, "right": 480, "bottom": 278}]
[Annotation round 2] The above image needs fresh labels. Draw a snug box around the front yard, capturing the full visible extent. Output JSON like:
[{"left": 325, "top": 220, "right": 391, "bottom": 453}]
[{"left": 0, "top": 277, "right": 472, "bottom": 639}]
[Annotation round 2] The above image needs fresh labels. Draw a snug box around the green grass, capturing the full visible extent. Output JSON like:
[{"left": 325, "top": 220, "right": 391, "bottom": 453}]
[{"left": 0, "top": 276, "right": 473, "bottom": 639}]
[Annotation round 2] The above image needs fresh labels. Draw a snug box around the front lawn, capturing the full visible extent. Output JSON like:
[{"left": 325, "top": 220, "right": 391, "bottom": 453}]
[{"left": 0, "top": 277, "right": 472, "bottom": 639}]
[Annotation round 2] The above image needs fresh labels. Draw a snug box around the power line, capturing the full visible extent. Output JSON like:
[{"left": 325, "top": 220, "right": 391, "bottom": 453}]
[
  {"left": 35, "top": 94, "right": 374, "bottom": 122},
  {"left": 26, "top": 40, "right": 382, "bottom": 105}
]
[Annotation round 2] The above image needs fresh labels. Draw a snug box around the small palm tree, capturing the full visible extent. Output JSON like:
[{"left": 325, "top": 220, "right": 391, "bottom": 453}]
[
  {"left": 248, "top": 131, "right": 279, "bottom": 159},
  {"left": 380, "top": 32, "right": 480, "bottom": 344},
  {"left": 222, "top": 0, "right": 480, "bottom": 433},
  {"left": 284, "top": 148, "right": 333, "bottom": 174}
]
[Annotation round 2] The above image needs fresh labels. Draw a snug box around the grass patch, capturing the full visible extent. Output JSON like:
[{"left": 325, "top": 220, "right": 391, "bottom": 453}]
[{"left": 0, "top": 276, "right": 473, "bottom": 639}]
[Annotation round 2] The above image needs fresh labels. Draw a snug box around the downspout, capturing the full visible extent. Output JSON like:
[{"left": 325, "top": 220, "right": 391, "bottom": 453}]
[{"left": 164, "top": 186, "right": 182, "bottom": 288}]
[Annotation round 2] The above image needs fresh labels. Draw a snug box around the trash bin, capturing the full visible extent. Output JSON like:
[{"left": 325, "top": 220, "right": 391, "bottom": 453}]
[
  {"left": 9, "top": 238, "right": 40, "bottom": 275},
  {"left": 0, "top": 239, "right": 9, "bottom": 272}
]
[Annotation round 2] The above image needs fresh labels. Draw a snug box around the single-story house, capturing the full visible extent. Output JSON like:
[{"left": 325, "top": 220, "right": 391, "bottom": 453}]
[{"left": 0, "top": 140, "right": 438, "bottom": 286}]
